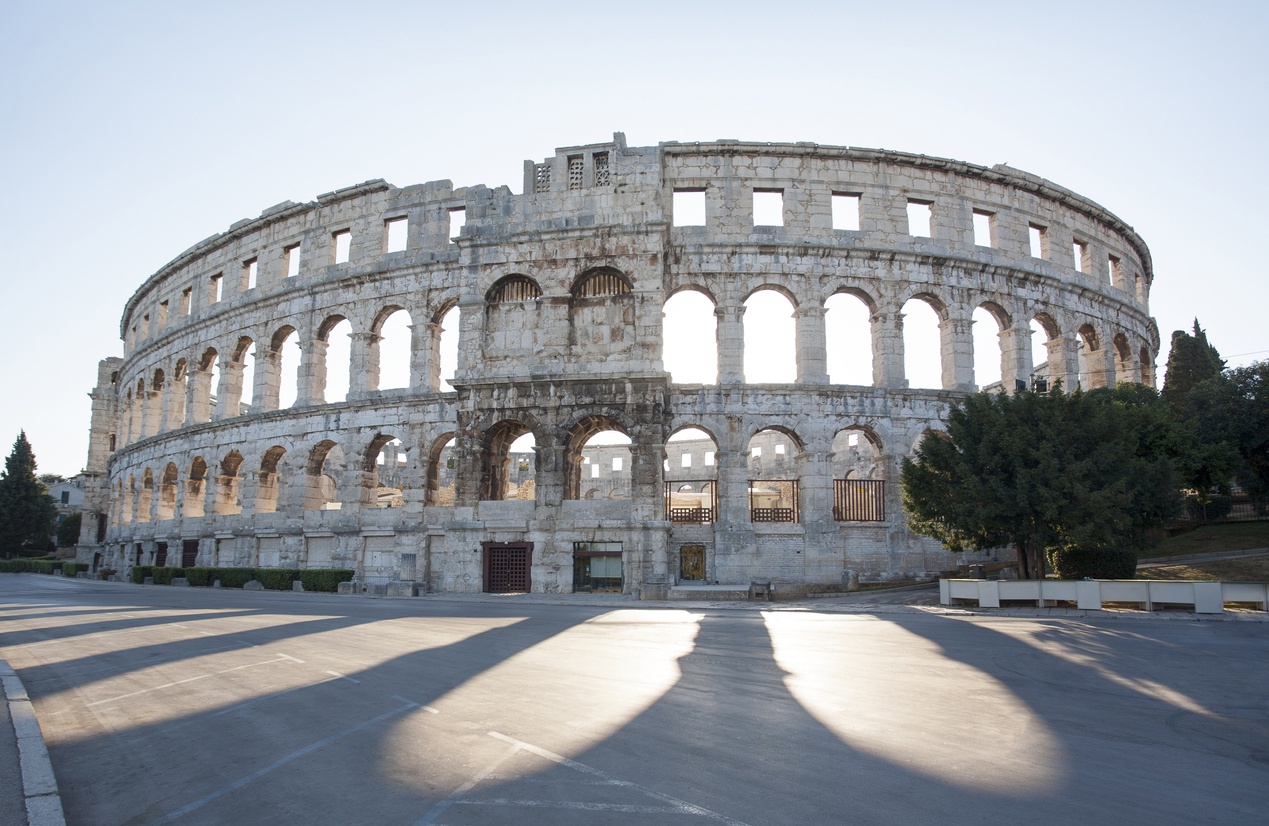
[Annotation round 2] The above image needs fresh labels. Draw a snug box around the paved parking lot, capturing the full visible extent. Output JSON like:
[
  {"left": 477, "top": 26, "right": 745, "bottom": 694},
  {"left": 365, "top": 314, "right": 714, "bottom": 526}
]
[{"left": 2, "top": 574, "right": 1267, "bottom": 825}]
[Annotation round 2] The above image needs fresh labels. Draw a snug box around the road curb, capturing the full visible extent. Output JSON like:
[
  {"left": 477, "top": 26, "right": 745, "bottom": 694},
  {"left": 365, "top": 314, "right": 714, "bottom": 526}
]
[{"left": 0, "top": 659, "right": 65, "bottom": 826}]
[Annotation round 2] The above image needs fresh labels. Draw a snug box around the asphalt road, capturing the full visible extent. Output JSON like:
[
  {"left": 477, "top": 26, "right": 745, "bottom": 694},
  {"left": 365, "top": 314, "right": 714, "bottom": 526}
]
[{"left": 2, "top": 575, "right": 1267, "bottom": 825}]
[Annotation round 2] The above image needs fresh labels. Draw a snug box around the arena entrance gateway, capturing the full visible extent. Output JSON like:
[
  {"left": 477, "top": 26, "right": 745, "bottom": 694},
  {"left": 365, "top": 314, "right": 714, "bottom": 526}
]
[{"left": 482, "top": 542, "right": 532, "bottom": 593}]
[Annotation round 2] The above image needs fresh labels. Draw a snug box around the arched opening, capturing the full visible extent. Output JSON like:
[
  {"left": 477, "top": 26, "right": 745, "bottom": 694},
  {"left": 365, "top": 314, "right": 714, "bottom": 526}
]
[
  {"left": 270, "top": 326, "right": 301, "bottom": 410},
  {"left": 901, "top": 297, "right": 943, "bottom": 390},
  {"left": 744, "top": 289, "right": 796, "bottom": 383},
  {"left": 131, "top": 380, "right": 144, "bottom": 441},
  {"left": 121, "top": 475, "right": 135, "bottom": 525},
  {"left": 825, "top": 291, "right": 873, "bottom": 385},
  {"left": 122, "top": 389, "right": 134, "bottom": 445},
  {"left": 375, "top": 307, "right": 411, "bottom": 391},
  {"left": 215, "top": 452, "right": 243, "bottom": 515},
  {"left": 485, "top": 275, "right": 543, "bottom": 362},
  {"left": 830, "top": 428, "right": 886, "bottom": 521},
  {"left": 665, "top": 427, "right": 718, "bottom": 523},
  {"left": 972, "top": 304, "right": 1008, "bottom": 390},
  {"left": 748, "top": 428, "right": 800, "bottom": 522},
  {"left": 231, "top": 337, "right": 256, "bottom": 415},
  {"left": 426, "top": 434, "right": 457, "bottom": 506},
  {"left": 146, "top": 370, "right": 165, "bottom": 436},
  {"left": 320, "top": 318, "right": 351, "bottom": 403},
  {"left": 569, "top": 267, "right": 634, "bottom": 360},
  {"left": 191, "top": 348, "right": 219, "bottom": 424},
  {"left": 568, "top": 417, "right": 632, "bottom": 501},
  {"left": 137, "top": 468, "right": 153, "bottom": 522},
  {"left": 1140, "top": 345, "right": 1155, "bottom": 387},
  {"left": 367, "top": 435, "right": 406, "bottom": 508},
  {"left": 304, "top": 441, "right": 343, "bottom": 510},
  {"left": 438, "top": 306, "right": 459, "bottom": 392},
  {"left": 662, "top": 289, "right": 717, "bottom": 384},
  {"left": 1030, "top": 315, "right": 1059, "bottom": 391},
  {"left": 167, "top": 359, "right": 187, "bottom": 430},
  {"left": 185, "top": 457, "right": 207, "bottom": 518},
  {"left": 256, "top": 446, "right": 287, "bottom": 514},
  {"left": 1077, "top": 324, "right": 1105, "bottom": 389},
  {"left": 157, "top": 462, "right": 178, "bottom": 521},
  {"left": 1113, "top": 332, "right": 1136, "bottom": 385},
  {"left": 480, "top": 421, "right": 536, "bottom": 501}
]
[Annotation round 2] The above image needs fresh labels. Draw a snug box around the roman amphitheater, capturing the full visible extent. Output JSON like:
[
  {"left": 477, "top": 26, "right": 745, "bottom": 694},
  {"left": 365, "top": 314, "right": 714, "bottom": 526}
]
[{"left": 75, "top": 134, "right": 1158, "bottom": 597}]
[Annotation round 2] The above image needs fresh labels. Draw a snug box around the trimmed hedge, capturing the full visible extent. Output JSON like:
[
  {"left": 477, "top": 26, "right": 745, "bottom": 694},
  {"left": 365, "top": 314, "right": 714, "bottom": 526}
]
[
  {"left": 61, "top": 562, "right": 84, "bottom": 577},
  {"left": 1047, "top": 546, "right": 1137, "bottom": 580},
  {"left": 0, "top": 559, "right": 60, "bottom": 574},
  {"left": 131, "top": 565, "right": 153, "bottom": 584},
  {"left": 215, "top": 568, "right": 257, "bottom": 588},
  {"left": 151, "top": 567, "right": 185, "bottom": 585},
  {"left": 254, "top": 568, "right": 301, "bottom": 590},
  {"left": 300, "top": 568, "right": 356, "bottom": 593},
  {"left": 183, "top": 567, "right": 216, "bottom": 587}
]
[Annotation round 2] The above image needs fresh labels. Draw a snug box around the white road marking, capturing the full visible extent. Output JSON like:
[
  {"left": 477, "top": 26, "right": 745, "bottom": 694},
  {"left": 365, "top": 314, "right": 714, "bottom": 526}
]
[
  {"left": 86, "top": 656, "right": 296, "bottom": 706},
  {"left": 413, "top": 742, "right": 524, "bottom": 826},
  {"left": 392, "top": 695, "right": 438, "bottom": 713},
  {"left": 149, "top": 700, "right": 419, "bottom": 825},
  {"left": 485, "top": 731, "right": 756, "bottom": 826},
  {"left": 454, "top": 798, "right": 682, "bottom": 813},
  {"left": 325, "top": 670, "right": 360, "bottom": 684}
]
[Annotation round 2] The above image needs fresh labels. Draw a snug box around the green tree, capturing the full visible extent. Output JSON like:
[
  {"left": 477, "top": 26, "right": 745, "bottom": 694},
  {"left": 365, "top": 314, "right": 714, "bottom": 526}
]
[
  {"left": 1189, "top": 360, "right": 1269, "bottom": 503},
  {"left": 56, "top": 512, "right": 82, "bottom": 548},
  {"left": 0, "top": 432, "right": 58, "bottom": 555},
  {"left": 1161, "top": 319, "right": 1225, "bottom": 416},
  {"left": 901, "top": 387, "right": 1181, "bottom": 579}
]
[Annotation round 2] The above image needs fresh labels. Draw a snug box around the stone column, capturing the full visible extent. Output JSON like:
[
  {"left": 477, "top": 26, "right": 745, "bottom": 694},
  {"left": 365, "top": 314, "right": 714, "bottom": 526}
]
[
  {"left": 716, "top": 304, "right": 745, "bottom": 385},
  {"left": 1000, "top": 319, "right": 1035, "bottom": 393},
  {"left": 795, "top": 304, "right": 829, "bottom": 385},
  {"left": 143, "top": 389, "right": 162, "bottom": 437},
  {"left": 940, "top": 316, "right": 975, "bottom": 391},
  {"left": 254, "top": 349, "right": 281, "bottom": 412},
  {"left": 871, "top": 310, "right": 906, "bottom": 389},
  {"left": 797, "top": 449, "right": 833, "bottom": 524},
  {"left": 1046, "top": 333, "right": 1080, "bottom": 393},
  {"left": 348, "top": 332, "right": 381, "bottom": 397},
  {"left": 296, "top": 338, "right": 328, "bottom": 406},
  {"left": 186, "top": 369, "right": 211, "bottom": 424},
  {"left": 455, "top": 296, "right": 485, "bottom": 384},
  {"left": 216, "top": 360, "right": 245, "bottom": 419},
  {"left": 166, "top": 373, "right": 187, "bottom": 430},
  {"left": 409, "top": 321, "right": 436, "bottom": 391}
]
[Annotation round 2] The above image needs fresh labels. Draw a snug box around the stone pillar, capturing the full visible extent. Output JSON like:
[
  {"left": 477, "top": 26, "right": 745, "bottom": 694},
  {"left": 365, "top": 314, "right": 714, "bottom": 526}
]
[
  {"left": 143, "top": 389, "right": 162, "bottom": 437},
  {"left": 187, "top": 369, "right": 211, "bottom": 424},
  {"left": 237, "top": 471, "right": 258, "bottom": 518},
  {"left": 409, "top": 322, "right": 435, "bottom": 391},
  {"left": 716, "top": 304, "right": 745, "bottom": 385},
  {"left": 254, "top": 349, "right": 281, "bottom": 412},
  {"left": 1047, "top": 333, "right": 1080, "bottom": 393},
  {"left": 628, "top": 428, "right": 664, "bottom": 522},
  {"left": 422, "top": 321, "right": 442, "bottom": 390},
  {"left": 166, "top": 373, "right": 187, "bottom": 430},
  {"left": 940, "top": 316, "right": 975, "bottom": 391},
  {"left": 1000, "top": 319, "right": 1035, "bottom": 393},
  {"left": 216, "top": 360, "right": 245, "bottom": 419},
  {"left": 297, "top": 338, "right": 328, "bottom": 406},
  {"left": 1089, "top": 345, "right": 1115, "bottom": 389},
  {"left": 871, "top": 310, "right": 906, "bottom": 389},
  {"left": 455, "top": 296, "right": 485, "bottom": 383},
  {"left": 533, "top": 440, "right": 564, "bottom": 508},
  {"left": 348, "top": 332, "right": 381, "bottom": 397},
  {"left": 797, "top": 449, "right": 833, "bottom": 524},
  {"left": 795, "top": 304, "right": 829, "bottom": 385}
]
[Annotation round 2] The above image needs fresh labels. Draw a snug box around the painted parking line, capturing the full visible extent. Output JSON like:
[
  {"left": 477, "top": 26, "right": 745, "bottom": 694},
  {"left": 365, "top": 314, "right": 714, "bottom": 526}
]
[
  {"left": 149, "top": 700, "right": 420, "bottom": 825},
  {"left": 86, "top": 655, "right": 298, "bottom": 707}
]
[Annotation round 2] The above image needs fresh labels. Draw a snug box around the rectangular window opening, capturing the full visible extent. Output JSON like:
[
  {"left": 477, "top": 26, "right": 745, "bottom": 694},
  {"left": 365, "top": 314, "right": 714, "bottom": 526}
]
[
  {"left": 209, "top": 273, "right": 223, "bottom": 304},
  {"left": 179, "top": 287, "right": 192, "bottom": 316},
  {"left": 753, "top": 189, "right": 784, "bottom": 227},
  {"left": 243, "top": 258, "right": 258, "bottom": 291},
  {"left": 593, "top": 152, "right": 610, "bottom": 187},
  {"left": 832, "top": 193, "right": 861, "bottom": 231},
  {"left": 534, "top": 163, "right": 551, "bottom": 193},
  {"left": 907, "top": 200, "right": 933, "bottom": 237},
  {"left": 612, "top": 457, "right": 623, "bottom": 472},
  {"left": 1028, "top": 224, "right": 1046, "bottom": 259},
  {"left": 1073, "top": 239, "right": 1088, "bottom": 273},
  {"left": 141, "top": 313, "right": 149, "bottom": 339},
  {"left": 448, "top": 208, "right": 466, "bottom": 241},
  {"left": 705, "top": 450, "right": 715, "bottom": 466},
  {"left": 681, "top": 453, "right": 692, "bottom": 468},
  {"left": 157, "top": 300, "right": 169, "bottom": 328},
  {"left": 285, "top": 243, "right": 301, "bottom": 277},
  {"left": 972, "top": 210, "right": 994, "bottom": 247},
  {"left": 384, "top": 217, "right": 407, "bottom": 253},
  {"left": 591, "top": 463, "right": 600, "bottom": 478},
  {"left": 673, "top": 189, "right": 706, "bottom": 227},
  {"left": 567, "top": 155, "right": 584, "bottom": 190},
  {"left": 751, "top": 446, "right": 762, "bottom": 458},
  {"left": 1107, "top": 254, "right": 1121, "bottom": 287},
  {"left": 774, "top": 443, "right": 785, "bottom": 455},
  {"left": 332, "top": 230, "right": 351, "bottom": 264}
]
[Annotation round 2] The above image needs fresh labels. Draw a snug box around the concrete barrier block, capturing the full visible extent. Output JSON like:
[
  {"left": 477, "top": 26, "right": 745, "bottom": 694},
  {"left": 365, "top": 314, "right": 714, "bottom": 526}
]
[
  {"left": 979, "top": 580, "right": 1000, "bottom": 608},
  {"left": 1077, "top": 581, "right": 1102, "bottom": 610},
  {"left": 1192, "top": 582, "right": 1224, "bottom": 614}
]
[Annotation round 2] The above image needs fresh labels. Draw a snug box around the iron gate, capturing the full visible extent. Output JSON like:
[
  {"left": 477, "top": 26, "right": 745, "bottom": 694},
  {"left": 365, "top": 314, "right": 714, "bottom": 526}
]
[{"left": 483, "top": 542, "right": 532, "bottom": 593}]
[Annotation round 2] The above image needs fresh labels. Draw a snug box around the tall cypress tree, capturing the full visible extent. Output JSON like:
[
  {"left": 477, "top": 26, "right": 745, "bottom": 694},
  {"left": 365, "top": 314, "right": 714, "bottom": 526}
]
[
  {"left": 1161, "top": 319, "right": 1225, "bottom": 415},
  {"left": 0, "top": 431, "right": 57, "bottom": 554}
]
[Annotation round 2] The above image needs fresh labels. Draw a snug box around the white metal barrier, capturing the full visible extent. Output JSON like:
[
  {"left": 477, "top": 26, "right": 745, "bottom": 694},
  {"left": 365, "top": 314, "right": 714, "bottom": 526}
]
[{"left": 940, "top": 579, "right": 1268, "bottom": 613}]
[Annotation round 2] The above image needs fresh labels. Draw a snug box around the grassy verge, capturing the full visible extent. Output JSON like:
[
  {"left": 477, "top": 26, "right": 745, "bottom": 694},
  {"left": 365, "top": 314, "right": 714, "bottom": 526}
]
[
  {"left": 1142, "top": 558, "right": 1269, "bottom": 582},
  {"left": 1149, "top": 522, "right": 1269, "bottom": 559}
]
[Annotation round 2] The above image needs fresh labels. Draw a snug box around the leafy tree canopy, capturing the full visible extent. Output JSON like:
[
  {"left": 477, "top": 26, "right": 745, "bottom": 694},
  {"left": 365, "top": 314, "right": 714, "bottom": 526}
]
[
  {"left": 0, "top": 431, "right": 58, "bottom": 554},
  {"left": 1161, "top": 319, "right": 1225, "bottom": 415},
  {"left": 57, "top": 512, "right": 82, "bottom": 548},
  {"left": 901, "top": 386, "right": 1181, "bottom": 579},
  {"left": 1188, "top": 360, "right": 1269, "bottom": 502}
]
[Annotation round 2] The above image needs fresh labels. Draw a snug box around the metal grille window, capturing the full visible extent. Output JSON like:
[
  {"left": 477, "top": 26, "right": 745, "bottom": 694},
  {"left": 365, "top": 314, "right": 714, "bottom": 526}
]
[
  {"left": 833, "top": 478, "right": 886, "bottom": 521},
  {"left": 593, "top": 152, "right": 610, "bottom": 186},
  {"left": 534, "top": 163, "right": 551, "bottom": 193},
  {"left": 568, "top": 155, "right": 584, "bottom": 190},
  {"left": 750, "top": 480, "right": 799, "bottom": 523},
  {"left": 574, "top": 269, "right": 632, "bottom": 297},
  {"left": 664, "top": 481, "right": 717, "bottom": 523},
  {"left": 489, "top": 275, "right": 542, "bottom": 303}
]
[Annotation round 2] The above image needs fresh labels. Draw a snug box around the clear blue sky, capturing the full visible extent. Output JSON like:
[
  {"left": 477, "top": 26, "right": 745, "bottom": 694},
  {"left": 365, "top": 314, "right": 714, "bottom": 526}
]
[{"left": 2, "top": 0, "right": 1265, "bottom": 476}]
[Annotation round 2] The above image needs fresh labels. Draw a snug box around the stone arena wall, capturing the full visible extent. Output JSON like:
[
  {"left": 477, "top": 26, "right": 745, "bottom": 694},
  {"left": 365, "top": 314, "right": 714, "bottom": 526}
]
[{"left": 76, "top": 134, "right": 1159, "bottom": 596}]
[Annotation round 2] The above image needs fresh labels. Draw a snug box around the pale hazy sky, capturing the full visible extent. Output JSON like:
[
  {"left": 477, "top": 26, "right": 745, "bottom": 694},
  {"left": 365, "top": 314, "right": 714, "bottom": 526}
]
[{"left": 2, "top": 0, "right": 1265, "bottom": 476}]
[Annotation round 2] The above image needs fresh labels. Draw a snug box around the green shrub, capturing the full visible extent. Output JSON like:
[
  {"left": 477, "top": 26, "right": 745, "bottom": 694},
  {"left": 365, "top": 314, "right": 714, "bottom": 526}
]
[
  {"left": 184, "top": 567, "right": 216, "bottom": 587},
  {"left": 299, "top": 568, "right": 355, "bottom": 592},
  {"left": 1047, "top": 546, "right": 1137, "bottom": 580},
  {"left": 61, "top": 562, "right": 83, "bottom": 577},
  {"left": 253, "top": 568, "right": 301, "bottom": 590},
  {"left": 214, "top": 567, "right": 256, "bottom": 588},
  {"left": 131, "top": 565, "right": 153, "bottom": 583},
  {"left": 151, "top": 567, "right": 185, "bottom": 585},
  {"left": 1185, "top": 494, "right": 1234, "bottom": 521},
  {"left": 0, "top": 559, "right": 57, "bottom": 573}
]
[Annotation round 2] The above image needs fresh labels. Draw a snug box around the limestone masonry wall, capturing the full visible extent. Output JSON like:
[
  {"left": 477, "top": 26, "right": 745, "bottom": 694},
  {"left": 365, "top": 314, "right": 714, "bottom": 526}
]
[{"left": 77, "top": 134, "right": 1158, "bottom": 596}]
